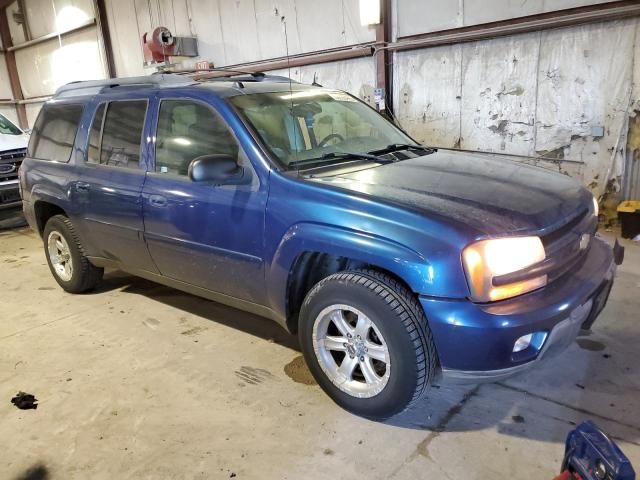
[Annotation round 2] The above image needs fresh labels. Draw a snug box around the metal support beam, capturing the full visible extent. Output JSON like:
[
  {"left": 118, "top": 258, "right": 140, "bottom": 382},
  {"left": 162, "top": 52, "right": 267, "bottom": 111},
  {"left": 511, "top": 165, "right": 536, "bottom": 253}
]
[
  {"left": 7, "top": 19, "right": 96, "bottom": 52},
  {"left": 195, "top": 45, "right": 374, "bottom": 80},
  {"left": 375, "top": 0, "right": 392, "bottom": 114},
  {"left": 95, "top": 0, "right": 116, "bottom": 78},
  {"left": 0, "top": 6, "right": 27, "bottom": 128},
  {"left": 391, "top": 0, "right": 640, "bottom": 52}
]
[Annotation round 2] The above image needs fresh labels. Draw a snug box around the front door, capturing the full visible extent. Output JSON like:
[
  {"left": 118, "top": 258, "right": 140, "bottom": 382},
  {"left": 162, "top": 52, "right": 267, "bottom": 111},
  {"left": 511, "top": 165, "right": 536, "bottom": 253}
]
[
  {"left": 141, "top": 97, "right": 267, "bottom": 303},
  {"left": 74, "top": 98, "right": 158, "bottom": 272}
]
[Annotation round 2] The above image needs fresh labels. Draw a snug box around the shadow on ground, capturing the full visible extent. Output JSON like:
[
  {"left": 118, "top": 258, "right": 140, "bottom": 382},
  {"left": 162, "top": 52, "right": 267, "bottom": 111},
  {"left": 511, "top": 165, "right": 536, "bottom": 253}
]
[
  {"left": 13, "top": 464, "right": 49, "bottom": 480},
  {"left": 95, "top": 271, "right": 299, "bottom": 351},
  {"left": 82, "top": 270, "right": 640, "bottom": 446}
]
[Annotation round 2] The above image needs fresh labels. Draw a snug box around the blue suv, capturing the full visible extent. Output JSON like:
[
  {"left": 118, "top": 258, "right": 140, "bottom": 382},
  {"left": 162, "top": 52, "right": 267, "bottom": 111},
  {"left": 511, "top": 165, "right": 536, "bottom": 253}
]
[{"left": 20, "top": 73, "right": 622, "bottom": 418}]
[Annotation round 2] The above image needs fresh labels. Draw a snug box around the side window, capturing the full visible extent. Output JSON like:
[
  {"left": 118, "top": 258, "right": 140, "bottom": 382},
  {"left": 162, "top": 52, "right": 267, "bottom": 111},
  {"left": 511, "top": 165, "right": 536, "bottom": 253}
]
[
  {"left": 99, "top": 100, "right": 147, "bottom": 169},
  {"left": 28, "top": 104, "right": 83, "bottom": 162},
  {"left": 87, "top": 103, "right": 105, "bottom": 164},
  {"left": 155, "top": 100, "right": 239, "bottom": 176}
]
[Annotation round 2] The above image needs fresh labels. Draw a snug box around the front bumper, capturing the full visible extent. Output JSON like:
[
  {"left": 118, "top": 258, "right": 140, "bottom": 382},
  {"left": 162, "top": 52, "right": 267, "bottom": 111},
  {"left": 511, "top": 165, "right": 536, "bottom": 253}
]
[
  {"left": 421, "top": 236, "right": 616, "bottom": 383},
  {"left": 0, "top": 180, "right": 21, "bottom": 211}
]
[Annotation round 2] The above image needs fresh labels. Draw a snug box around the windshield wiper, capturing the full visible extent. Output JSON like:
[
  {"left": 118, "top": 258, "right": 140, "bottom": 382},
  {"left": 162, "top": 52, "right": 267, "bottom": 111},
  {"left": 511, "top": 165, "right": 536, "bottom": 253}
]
[
  {"left": 288, "top": 151, "right": 393, "bottom": 169},
  {"left": 368, "top": 143, "right": 436, "bottom": 155}
]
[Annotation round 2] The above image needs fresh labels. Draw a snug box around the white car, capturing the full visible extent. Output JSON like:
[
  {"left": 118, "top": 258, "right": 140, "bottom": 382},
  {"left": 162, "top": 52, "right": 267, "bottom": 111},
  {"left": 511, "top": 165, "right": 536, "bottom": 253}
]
[{"left": 0, "top": 113, "right": 29, "bottom": 214}]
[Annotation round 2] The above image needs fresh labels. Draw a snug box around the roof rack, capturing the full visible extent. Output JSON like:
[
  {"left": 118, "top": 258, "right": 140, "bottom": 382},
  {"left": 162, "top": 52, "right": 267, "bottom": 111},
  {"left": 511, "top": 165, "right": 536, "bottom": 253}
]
[
  {"left": 205, "top": 74, "right": 297, "bottom": 84},
  {"left": 161, "top": 67, "right": 263, "bottom": 77},
  {"left": 54, "top": 74, "right": 195, "bottom": 98},
  {"left": 160, "top": 67, "right": 297, "bottom": 84}
]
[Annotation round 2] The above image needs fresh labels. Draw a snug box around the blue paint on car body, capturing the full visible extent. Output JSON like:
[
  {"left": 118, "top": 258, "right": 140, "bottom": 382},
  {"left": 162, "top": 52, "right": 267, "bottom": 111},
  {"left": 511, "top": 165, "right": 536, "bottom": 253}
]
[{"left": 20, "top": 75, "right": 617, "bottom": 381}]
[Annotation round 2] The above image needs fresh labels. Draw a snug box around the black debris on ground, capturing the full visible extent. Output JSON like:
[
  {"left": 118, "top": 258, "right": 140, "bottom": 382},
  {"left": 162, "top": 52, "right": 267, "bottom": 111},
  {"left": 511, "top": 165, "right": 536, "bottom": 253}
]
[
  {"left": 575, "top": 384, "right": 586, "bottom": 390},
  {"left": 512, "top": 415, "right": 525, "bottom": 424},
  {"left": 11, "top": 392, "right": 38, "bottom": 410}
]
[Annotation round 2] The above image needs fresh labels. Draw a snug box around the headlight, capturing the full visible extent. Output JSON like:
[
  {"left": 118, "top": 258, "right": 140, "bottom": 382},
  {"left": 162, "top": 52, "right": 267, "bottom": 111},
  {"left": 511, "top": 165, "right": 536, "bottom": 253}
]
[
  {"left": 462, "top": 236, "right": 547, "bottom": 302},
  {"left": 592, "top": 196, "right": 599, "bottom": 217}
]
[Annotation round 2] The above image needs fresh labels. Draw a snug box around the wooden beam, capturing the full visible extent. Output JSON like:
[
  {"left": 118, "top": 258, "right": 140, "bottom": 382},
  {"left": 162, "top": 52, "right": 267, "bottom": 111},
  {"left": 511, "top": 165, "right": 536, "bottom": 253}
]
[
  {"left": 194, "top": 45, "right": 374, "bottom": 80},
  {"left": 95, "top": 0, "right": 116, "bottom": 78},
  {"left": 0, "top": 6, "right": 28, "bottom": 128}
]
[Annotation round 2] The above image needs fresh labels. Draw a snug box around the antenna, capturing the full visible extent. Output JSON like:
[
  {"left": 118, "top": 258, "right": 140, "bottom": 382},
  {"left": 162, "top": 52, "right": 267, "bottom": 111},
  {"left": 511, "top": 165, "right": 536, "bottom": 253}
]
[{"left": 281, "top": 15, "right": 300, "bottom": 170}]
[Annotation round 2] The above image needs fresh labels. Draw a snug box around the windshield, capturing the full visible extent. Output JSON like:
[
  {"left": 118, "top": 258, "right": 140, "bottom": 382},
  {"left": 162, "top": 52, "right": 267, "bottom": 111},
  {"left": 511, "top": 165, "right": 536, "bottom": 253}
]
[
  {"left": 229, "top": 89, "right": 415, "bottom": 168},
  {"left": 0, "top": 113, "right": 22, "bottom": 136}
]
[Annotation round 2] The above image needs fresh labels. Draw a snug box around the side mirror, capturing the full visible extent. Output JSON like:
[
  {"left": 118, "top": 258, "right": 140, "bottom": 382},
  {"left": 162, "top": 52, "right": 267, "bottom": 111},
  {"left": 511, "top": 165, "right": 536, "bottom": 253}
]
[{"left": 188, "top": 154, "right": 245, "bottom": 184}]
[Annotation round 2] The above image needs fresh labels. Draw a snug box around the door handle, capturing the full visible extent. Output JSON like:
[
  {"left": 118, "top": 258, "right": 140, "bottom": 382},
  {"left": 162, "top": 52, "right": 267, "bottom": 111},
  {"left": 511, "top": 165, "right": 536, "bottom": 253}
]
[
  {"left": 74, "top": 182, "right": 90, "bottom": 192},
  {"left": 149, "top": 194, "right": 167, "bottom": 208}
]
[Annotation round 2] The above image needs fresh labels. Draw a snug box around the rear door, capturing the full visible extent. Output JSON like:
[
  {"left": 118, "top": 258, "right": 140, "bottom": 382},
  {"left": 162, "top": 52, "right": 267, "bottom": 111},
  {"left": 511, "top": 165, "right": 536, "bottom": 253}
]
[
  {"left": 74, "top": 97, "right": 158, "bottom": 272},
  {"left": 141, "top": 96, "right": 267, "bottom": 303}
]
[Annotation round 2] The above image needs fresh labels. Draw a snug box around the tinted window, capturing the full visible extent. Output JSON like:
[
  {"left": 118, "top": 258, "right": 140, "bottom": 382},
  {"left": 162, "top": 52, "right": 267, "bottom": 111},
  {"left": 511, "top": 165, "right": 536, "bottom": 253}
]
[
  {"left": 155, "top": 100, "right": 239, "bottom": 176},
  {"left": 100, "top": 100, "right": 147, "bottom": 169},
  {"left": 230, "top": 90, "right": 413, "bottom": 168},
  {"left": 87, "top": 103, "right": 105, "bottom": 164},
  {"left": 0, "top": 113, "right": 22, "bottom": 135},
  {"left": 28, "top": 104, "right": 83, "bottom": 162}
]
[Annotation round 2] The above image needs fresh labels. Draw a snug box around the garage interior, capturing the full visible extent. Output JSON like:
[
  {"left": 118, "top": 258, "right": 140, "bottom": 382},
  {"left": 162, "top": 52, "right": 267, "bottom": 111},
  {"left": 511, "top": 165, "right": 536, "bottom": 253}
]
[{"left": 1, "top": 0, "right": 640, "bottom": 479}]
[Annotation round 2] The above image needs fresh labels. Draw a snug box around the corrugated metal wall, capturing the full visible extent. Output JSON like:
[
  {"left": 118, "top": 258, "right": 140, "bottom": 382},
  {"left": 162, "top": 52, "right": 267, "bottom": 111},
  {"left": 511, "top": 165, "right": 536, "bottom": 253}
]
[
  {"left": 395, "top": 0, "right": 619, "bottom": 36},
  {"left": 104, "top": 0, "right": 375, "bottom": 77}
]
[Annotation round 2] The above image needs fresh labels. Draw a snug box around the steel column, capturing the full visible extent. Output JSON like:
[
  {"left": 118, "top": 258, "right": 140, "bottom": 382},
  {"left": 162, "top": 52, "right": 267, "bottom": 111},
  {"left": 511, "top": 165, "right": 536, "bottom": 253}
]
[{"left": 0, "top": 6, "right": 27, "bottom": 128}]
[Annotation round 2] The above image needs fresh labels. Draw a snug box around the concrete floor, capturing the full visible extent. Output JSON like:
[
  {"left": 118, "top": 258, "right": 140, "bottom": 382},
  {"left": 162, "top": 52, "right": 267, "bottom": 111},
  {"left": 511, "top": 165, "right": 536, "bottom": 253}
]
[{"left": 1, "top": 225, "right": 639, "bottom": 480}]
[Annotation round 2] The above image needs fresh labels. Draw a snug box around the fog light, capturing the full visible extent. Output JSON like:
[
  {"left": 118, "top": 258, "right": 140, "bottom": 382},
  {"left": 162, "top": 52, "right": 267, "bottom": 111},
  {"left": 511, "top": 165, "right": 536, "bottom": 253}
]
[{"left": 513, "top": 334, "right": 533, "bottom": 353}]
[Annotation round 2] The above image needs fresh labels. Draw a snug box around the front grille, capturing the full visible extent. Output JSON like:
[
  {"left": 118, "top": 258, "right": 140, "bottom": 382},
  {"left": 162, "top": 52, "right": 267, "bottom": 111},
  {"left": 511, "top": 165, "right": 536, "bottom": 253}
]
[
  {"left": 0, "top": 148, "right": 26, "bottom": 183},
  {"left": 541, "top": 208, "right": 597, "bottom": 283}
]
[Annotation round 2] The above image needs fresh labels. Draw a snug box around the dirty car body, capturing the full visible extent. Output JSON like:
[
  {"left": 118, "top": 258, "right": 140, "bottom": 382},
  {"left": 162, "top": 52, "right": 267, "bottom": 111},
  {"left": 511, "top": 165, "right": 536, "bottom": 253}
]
[{"left": 20, "top": 75, "right": 620, "bottom": 417}]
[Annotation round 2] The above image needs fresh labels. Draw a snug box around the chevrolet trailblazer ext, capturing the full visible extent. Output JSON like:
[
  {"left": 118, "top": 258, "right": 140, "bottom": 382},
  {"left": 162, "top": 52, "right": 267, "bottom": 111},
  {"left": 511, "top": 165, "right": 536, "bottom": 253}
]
[{"left": 20, "top": 73, "right": 621, "bottom": 419}]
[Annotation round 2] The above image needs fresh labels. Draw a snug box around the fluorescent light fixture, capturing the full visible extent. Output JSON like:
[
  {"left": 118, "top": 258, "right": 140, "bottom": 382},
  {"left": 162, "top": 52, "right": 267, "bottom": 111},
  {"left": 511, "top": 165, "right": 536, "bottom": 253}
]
[{"left": 359, "top": 0, "right": 381, "bottom": 26}]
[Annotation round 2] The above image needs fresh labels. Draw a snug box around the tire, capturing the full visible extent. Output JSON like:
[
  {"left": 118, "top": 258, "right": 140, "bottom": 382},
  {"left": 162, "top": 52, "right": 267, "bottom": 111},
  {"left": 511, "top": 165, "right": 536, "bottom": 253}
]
[
  {"left": 299, "top": 269, "right": 437, "bottom": 419},
  {"left": 43, "top": 215, "right": 103, "bottom": 293}
]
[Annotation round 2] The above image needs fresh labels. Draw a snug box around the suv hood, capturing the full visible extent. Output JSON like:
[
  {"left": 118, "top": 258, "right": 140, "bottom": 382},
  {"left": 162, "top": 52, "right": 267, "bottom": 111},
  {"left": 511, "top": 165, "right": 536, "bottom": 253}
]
[
  {"left": 0, "top": 133, "right": 29, "bottom": 152},
  {"left": 306, "top": 150, "right": 591, "bottom": 237}
]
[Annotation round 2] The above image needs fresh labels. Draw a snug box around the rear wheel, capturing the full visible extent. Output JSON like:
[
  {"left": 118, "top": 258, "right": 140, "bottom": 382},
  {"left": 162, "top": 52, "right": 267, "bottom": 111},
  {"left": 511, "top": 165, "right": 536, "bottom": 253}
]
[
  {"left": 299, "top": 270, "right": 437, "bottom": 419},
  {"left": 43, "top": 215, "right": 103, "bottom": 293}
]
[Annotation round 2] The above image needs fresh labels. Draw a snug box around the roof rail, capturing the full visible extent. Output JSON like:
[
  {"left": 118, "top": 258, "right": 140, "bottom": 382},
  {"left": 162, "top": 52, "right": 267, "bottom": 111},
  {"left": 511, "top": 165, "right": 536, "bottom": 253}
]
[
  {"left": 54, "top": 74, "right": 195, "bottom": 98},
  {"left": 204, "top": 74, "right": 298, "bottom": 84},
  {"left": 159, "top": 67, "right": 297, "bottom": 84},
  {"left": 162, "top": 67, "right": 264, "bottom": 77}
]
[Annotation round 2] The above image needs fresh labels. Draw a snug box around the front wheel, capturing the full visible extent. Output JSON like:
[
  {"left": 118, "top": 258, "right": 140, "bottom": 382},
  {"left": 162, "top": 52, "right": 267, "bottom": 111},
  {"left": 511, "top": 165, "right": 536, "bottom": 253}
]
[{"left": 299, "top": 270, "right": 437, "bottom": 419}]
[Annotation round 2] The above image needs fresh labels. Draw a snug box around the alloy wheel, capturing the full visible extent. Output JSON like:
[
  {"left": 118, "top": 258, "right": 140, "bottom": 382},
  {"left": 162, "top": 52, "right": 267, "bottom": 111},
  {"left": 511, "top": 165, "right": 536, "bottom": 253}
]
[
  {"left": 312, "top": 304, "right": 391, "bottom": 398},
  {"left": 47, "top": 231, "right": 73, "bottom": 282}
]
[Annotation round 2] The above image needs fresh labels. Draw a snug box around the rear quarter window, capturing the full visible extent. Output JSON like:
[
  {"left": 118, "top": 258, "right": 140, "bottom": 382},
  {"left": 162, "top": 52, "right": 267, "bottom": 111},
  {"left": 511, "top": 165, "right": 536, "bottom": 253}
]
[{"left": 28, "top": 103, "right": 83, "bottom": 162}]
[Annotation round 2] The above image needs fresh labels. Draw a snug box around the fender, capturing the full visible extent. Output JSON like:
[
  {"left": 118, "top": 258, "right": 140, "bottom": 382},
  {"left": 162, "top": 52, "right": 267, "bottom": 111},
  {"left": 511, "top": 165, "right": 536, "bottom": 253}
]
[
  {"left": 266, "top": 221, "right": 436, "bottom": 321},
  {"left": 22, "top": 157, "right": 80, "bottom": 236},
  {"left": 29, "top": 185, "right": 69, "bottom": 211}
]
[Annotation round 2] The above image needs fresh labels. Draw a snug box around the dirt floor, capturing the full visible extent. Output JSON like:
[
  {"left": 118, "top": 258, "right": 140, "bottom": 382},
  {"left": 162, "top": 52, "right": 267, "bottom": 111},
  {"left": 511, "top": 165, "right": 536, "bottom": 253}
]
[{"left": 1, "top": 225, "right": 639, "bottom": 479}]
